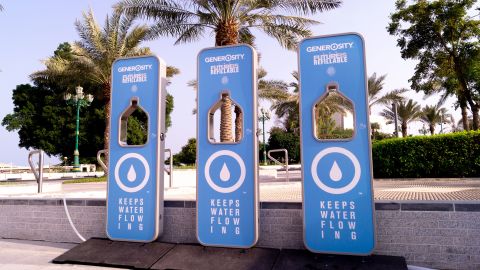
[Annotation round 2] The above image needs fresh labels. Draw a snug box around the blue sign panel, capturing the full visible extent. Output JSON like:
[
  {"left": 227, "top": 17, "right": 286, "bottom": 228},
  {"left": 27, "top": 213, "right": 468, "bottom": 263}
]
[
  {"left": 197, "top": 44, "right": 259, "bottom": 248},
  {"left": 299, "top": 33, "right": 375, "bottom": 254},
  {"left": 107, "top": 55, "right": 166, "bottom": 242}
]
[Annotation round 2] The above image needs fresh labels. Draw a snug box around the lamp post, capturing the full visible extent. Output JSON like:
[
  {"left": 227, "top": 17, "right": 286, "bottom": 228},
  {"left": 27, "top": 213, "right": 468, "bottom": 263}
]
[
  {"left": 64, "top": 86, "right": 94, "bottom": 172},
  {"left": 63, "top": 157, "right": 68, "bottom": 172},
  {"left": 259, "top": 108, "right": 270, "bottom": 165}
]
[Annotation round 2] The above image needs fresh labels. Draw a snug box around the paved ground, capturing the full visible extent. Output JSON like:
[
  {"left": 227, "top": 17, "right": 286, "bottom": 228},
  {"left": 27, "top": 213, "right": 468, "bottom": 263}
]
[
  {"left": 374, "top": 179, "right": 480, "bottom": 201},
  {"left": 1, "top": 176, "right": 479, "bottom": 202},
  {"left": 1, "top": 239, "right": 428, "bottom": 270},
  {"left": 0, "top": 239, "right": 121, "bottom": 270}
]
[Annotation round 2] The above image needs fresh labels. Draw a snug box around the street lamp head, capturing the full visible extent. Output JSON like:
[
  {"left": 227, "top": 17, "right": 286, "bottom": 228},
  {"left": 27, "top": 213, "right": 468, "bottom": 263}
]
[
  {"left": 87, "top": 94, "right": 94, "bottom": 103},
  {"left": 75, "top": 86, "right": 83, "bottom": 95},
  {"left": 76, "top": 86, "right": 84, "bottom": 99}
]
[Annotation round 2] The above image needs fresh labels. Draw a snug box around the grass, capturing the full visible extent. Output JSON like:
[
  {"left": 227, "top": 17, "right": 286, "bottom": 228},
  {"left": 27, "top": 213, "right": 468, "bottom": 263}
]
[
  {"left": 62, "top": 176, "right": 106, "bottom": 184},
  {"left": 0, "top": 181, "right": 23, "bottom": 186},
  {"left": 173, "top": 165, "right": 196, "bottom": 169}
]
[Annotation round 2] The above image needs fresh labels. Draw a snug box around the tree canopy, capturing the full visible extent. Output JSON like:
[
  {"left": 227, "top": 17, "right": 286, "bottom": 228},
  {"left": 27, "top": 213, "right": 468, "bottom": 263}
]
[
  {"left": 116, "top": 0, "right": 341, "bottom": 49},
  {"left": 388, "top": 0, "right": 480, "bottom": 130},
  {"left": 2, "top": 40, "right": 176, "bottom": 163},
  {"left": 117, "top": 0, "right": 341, "bottom": 143},
  {"left": 173, "top": 138, "right": 197, "bottom": 165},
  {"left": 2, "top": 83, "right": 105, "bottom": 163}
]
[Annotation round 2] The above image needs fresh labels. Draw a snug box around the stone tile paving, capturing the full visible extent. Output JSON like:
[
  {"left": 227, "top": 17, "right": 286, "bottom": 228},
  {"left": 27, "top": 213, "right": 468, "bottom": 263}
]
[
  {"left": 1, "top": 178, "right": 479, "bottom": 202},
  {"left": 258, "top": 180, "right": 480, "bottom": 202},
  {"left": 374, "top": 181, "right": 480, "bottom": 201}
]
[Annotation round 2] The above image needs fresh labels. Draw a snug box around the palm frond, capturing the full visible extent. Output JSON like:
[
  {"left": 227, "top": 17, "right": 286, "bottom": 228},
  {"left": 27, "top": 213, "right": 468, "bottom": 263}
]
[
  {"left": 173, "top": 24, "right": 207, "bottom": 44},
  {"left": 373, "top": 88, "right": 408, "bottom": 106},
  {"left": 271, "top": 100, "right": 297, "bottom": 118},
  {"left": 274, "top": 0, "right": 342, "bottom": 15},
  {"left": 75, "top": 10, "right": 106, "bottom": 59},
  {"left": 238, "top": 27, "right": 255, "bottom": 46},
  {"left": 260, "top": 21, "right": 312, "bottom": 50},
  {"left": 116, "top": 0, "right": 200, "bottom": 25},
  {"left": 368, "top": 72, "right": 387, "bottom": 98},
  {"left": 122, "top": 26, "right": 151, "bottom": 53},
  {"left": 258, "top": 79, "right": 290, "bottom": 101},
  {"left": 257, "top": 67, "right": 268, "bottom": 80},
  {"left": 187, "top": 79, "right": 197, "bottom": 91},
  {"left": 116, "top": 0, "right": 340, "bottom": 52}
]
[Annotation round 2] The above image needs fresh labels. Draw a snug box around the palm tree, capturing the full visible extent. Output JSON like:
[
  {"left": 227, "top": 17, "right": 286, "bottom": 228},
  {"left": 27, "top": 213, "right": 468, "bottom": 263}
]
[
  {"left": 116, "top": 0, "right": 341, "bottom": 142},
  {"left": 380, "top": 99, "right": 422, "bottom": 137},
  {"left": 368, "top": 73, "right": 407, "bottom": 112},
  {"left": 423, "top": 82, "right": 470, "bottom": 131},
  {"left": 270, "top": 71, "right": 300, "bottom": 133},
  {"left": 32, "top": 9, "right": 153, "bottom": 164},
  {"left": 420, "top": 100, "right": 449, "bottom": 135}
]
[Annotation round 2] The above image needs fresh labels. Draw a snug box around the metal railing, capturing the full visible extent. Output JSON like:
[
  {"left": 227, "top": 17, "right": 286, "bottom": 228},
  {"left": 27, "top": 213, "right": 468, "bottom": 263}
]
[
  {"left": 28, "top": 150, "right": 44, "bottom": 193},
  {"left": 267, "top": 149, "right": 289, "bottom": 182},
  {"left": 96, "top": 149, "right": 107, "bottom": 172},
  {"left": 164, "top": 149, "right": 173, "bottom": 188}
]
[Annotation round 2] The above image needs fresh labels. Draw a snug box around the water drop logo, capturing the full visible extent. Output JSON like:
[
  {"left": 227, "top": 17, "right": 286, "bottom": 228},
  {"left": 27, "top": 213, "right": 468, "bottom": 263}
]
[
  {"left": 329, "top": 161, "right": 342, "bottom": 181},
  {"left": 114, "top": 153, "right": 150, "bottom": 193},
  {"left": 127, "top": 165, "right": 137, "bottom": 182},
  {"left": 311, "top": 147, "right": 361, "bottom": 194},
  {"left": 220, "top": 163, "right": 230, "bottom": 182},
  {"left": 204, "top": 150, "right": 246, "bottom": 193}
]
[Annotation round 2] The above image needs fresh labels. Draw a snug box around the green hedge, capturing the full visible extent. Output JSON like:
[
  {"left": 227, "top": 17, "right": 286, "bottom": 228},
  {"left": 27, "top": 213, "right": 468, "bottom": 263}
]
[{"left": 372, "top": 131, "right": 480, "bottom": 178}]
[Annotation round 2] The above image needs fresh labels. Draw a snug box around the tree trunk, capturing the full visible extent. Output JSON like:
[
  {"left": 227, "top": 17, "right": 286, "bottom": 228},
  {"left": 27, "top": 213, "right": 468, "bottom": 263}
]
[
  {"left": 234, "top": 105, "right": 242, "bottom": 142},
  {"left": 461, "top": 103, "right": 469, "bottom": 131},
  {"left": 401, "top": 122, "right": 408, "bottom": 137},
  {"left": 215, "top": 19, "right": 239, "bottom": 142},
  {"left": 103, "top": 84, "right": 111, "bottom": 175},
  {"left": 472, "top": 105, "right": 479, "bottom": 130},
  {"left": 453, "top": 60, "right": 478, "bottom": 130},
  {"left": 220, "top": 93, "right": 233, "bottom": 142},
  {"left": 215, "top": 19, "right": 239, "bottom": 46},
  {"left": 429, "top": 124, "right": 435, "bottom": 135},
  {"left": 104, "top": 101, "right": 110, "bottom": 168}
]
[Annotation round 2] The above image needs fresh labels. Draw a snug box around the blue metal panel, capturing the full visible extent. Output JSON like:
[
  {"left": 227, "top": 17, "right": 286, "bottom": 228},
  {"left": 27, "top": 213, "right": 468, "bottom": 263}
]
[
  {"left": 106, "top": 55, "right": 166, "bottom": 242},
  {"left": 299, "top": 33, "right": 375, "bottom": 254},
  {"left": 197, "top": 45, "right": 259, "bottom": 248}
]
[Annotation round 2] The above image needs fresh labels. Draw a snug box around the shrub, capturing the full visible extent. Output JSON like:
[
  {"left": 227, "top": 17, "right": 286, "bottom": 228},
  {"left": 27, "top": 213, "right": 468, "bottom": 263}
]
[
  {"left": 268, "top": 127, "right": 300, "bottom": 163},
  {"left": 173, "top": 138, "right": 196, "bottom": 165},
  {"left": 372, "top": 131, "right": 480, "bottom": 178}
]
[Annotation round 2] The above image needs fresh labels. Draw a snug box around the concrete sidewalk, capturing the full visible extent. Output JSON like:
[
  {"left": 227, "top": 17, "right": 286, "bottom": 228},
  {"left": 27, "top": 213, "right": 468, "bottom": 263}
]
[{"left": 0, "top": 239, "right": 120, "bottom": 269}]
